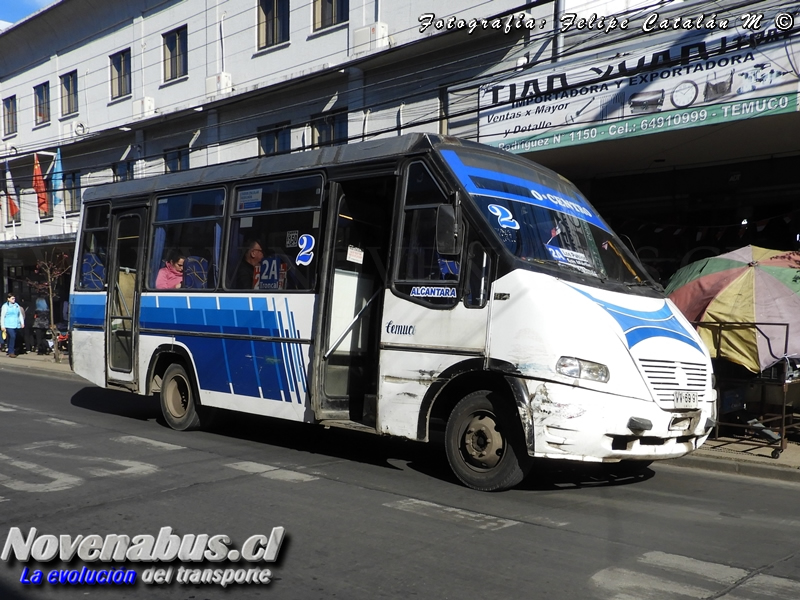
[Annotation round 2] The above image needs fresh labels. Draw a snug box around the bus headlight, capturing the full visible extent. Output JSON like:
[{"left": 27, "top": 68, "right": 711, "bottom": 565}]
[{"left": 556, "top": 357, "right": 610, "bottom": 383}]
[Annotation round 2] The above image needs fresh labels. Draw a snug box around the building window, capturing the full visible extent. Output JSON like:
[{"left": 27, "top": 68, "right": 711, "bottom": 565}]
[
  {"left": 2, "top": 96, "right": 16, "bottom": 136},
  {"left": 310, "top": 112, "right": 347, "bottom": 148},
  {"left": 34, "top": 82, "right": 50, "bottom": 125},
  {"left": 110, "top": 49, "right": 132, "bottom": 99},
  {"left": 258, "top": 123, "right": 291, "bottom": 156},
  {"left": 163, "top": 26, "right": 188, "bottom": 82},
  {"left": 113, "top": 161, "right": 134, "bottom": 182},
  {"left": 258, "top": 0, "right": 289, "bottom": 48},
  {"left": 165, "top": 148, "right": 189, "bottom": 173},
  {"left": 314, "top": 0, "right": 348, "bottom": 30},
  {"left": 63, "top": 172, "right": 81, "bottom": 213},
  {"left": 60, "top": 71, "right": 79, "bottom": 117}
]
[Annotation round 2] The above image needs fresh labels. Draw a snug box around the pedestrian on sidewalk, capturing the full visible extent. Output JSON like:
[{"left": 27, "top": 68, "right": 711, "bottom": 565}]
[
  {"left": 1, "top": 293, "right": 24, "bottom": 358},
  {"left": 33, "top": 297, "right": 50, "bottom": 355}
]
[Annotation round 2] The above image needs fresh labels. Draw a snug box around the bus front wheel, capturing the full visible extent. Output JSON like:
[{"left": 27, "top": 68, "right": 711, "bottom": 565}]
[
  {"left": 160, "top": 363, "right": 202, "bottom": 431},
  {"left": 445, "top": 390, "right": 532, "bottom": 492}
]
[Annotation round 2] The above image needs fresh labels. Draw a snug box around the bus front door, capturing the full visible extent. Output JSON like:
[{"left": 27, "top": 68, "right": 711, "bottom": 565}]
[
  {"left": 105, "top": 207, "right": 146, "bottom": 389},
  {"left": 317, "top": 178, "right": 394, "bottom": 424}
]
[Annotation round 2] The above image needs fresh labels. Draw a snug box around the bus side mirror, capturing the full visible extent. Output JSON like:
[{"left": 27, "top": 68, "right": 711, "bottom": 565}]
[{"left": 436, "top": 204, "right": 461, "bottom": 255}]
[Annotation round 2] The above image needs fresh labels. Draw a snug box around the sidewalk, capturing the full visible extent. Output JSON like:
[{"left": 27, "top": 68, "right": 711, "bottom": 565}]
[
  {"left": 669, "top": 434, "right": 800, "bottom": 483},
  {"left": 3, "top": 352, "right": 800, "bottom": 483},
  {"left": 0, "top": 350, "right": 76, "bottom": 376}
]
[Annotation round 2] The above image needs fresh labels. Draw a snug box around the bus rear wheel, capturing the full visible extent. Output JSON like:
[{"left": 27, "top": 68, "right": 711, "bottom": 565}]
[
  {"left": 445, "top": 390, "right": 532, "bottom": 492},
  {"left": 160, "top": 363, "right": 202, "bottom": 431}
]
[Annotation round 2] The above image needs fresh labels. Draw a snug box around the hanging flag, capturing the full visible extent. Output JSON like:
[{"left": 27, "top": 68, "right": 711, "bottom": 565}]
[
  {"left": 33, "top": 153, "right": 48, "bottom": 216},
  {"left": 51, "top": 148, "right": 63, "bottom": 206},
  {"left": 4, "top": 161, "right": 18, "bottom": 218}
]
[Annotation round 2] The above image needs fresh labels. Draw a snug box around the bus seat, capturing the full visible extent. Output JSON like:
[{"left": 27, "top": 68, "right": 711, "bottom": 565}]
[
  {"left": 81, "top": 253, "right": 105, "bottom": 289},
  {"left": 183, "top": 256, "right": 209, "bottom": 289},
  {"left": 438, "top": 258, "right": 460, "bottom": 279}
]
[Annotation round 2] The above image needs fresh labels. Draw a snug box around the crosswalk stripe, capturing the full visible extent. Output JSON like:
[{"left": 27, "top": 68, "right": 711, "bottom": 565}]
[
  {"left": 112, "top": 436, "right": 185, "bottom": 450},
  {"left": 40, "top": 418, "right": 79, "bottom": 426},
  {"left": 226, "top": 461, "right": 317, "bottom": 482},
  {"left": 592, "top": 552, "right": 800, "bottom": 599},
  {"left": 384, "top": 498, "right": 520, "bottom": 531}
]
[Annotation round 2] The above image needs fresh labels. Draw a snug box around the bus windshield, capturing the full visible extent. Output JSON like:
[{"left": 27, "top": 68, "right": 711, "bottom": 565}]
[{"left": 440, "top": 147, "right": 652, "bottom": 286}]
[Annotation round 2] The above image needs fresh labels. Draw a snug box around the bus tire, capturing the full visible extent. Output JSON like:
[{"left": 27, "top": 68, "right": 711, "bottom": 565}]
[
  {"left": 160, "top": 363, "right": 202, "bottom": 431},
  {"left": 445, "top": 390, "right": 532, "bottom": 492}
]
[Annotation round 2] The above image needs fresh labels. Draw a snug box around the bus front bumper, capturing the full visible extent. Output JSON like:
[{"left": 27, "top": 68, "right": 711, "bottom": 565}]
[{"left": 523, "top": 381, "right": 716, "bottom": 462}]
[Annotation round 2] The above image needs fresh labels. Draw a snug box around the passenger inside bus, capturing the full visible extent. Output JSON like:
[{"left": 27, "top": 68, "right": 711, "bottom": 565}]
[
  {"left": 155, "top": 251, "right": 185, "bottom": 289},
  {"left": 231, "top": 238, "right": 264, "bottom": 289}
]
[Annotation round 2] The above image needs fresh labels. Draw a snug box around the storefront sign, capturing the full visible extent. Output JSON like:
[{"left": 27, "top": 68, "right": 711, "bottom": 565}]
[{"left": 479, "top": 26, "right": 800, "bottom": 152}]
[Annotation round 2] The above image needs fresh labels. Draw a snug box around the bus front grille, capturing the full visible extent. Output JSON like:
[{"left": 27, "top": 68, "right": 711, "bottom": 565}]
[{"left": 636, "top": 359, "right": 709, "bottom": 404}]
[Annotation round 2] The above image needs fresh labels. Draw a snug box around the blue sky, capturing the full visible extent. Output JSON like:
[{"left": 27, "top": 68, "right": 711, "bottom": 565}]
[{"left": 0, "top": 0, "right": 54, "bottom": 26}]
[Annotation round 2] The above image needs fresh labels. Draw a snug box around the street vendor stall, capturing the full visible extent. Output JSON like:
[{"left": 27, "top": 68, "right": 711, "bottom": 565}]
[{"left": 666, "top": 246, "right": 800, "bottom": 457}]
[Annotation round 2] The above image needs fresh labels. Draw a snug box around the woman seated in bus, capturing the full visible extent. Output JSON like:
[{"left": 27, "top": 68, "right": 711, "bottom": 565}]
[{"left": 155, "top": 251, "right": 185, "bottom": 289}]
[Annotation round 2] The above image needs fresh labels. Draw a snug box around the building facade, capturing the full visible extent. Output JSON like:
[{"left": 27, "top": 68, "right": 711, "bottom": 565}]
[{"left": 0, "top": 0, "right": 798, "bottom": 316}]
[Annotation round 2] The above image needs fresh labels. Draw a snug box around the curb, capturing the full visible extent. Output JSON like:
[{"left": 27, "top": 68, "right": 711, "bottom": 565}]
[
  {"left": 668, "top": 453, "right": 800, "bottom": 483},
  {"left": 0, "top": 358, "right": 77, "bottom": 378}
]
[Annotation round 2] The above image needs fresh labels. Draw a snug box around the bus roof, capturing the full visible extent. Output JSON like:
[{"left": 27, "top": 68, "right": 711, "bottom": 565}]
[{"left": 83, "top": 133, "right": 471, "bottom": 202}]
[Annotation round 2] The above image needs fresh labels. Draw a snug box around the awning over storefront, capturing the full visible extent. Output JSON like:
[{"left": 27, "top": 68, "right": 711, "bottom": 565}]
[{"left": 0, "top": 232, "right": 75, "bottom": 250}]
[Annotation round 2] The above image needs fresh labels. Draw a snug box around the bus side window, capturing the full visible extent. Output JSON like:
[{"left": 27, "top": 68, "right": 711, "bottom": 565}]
[
  {"left": 77, "top": 205, "right": 110, "bottom": 291},
  {"left": 394, "top": 162, "right": 460, "bottom": 307},
  {"left": 149, "top": 189, "right": 224, "bottom": 291}
]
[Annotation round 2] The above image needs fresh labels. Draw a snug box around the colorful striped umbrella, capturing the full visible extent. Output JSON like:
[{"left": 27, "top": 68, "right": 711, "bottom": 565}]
[{"left": 665, "top": 245, "right": 800, "bottom": 373}]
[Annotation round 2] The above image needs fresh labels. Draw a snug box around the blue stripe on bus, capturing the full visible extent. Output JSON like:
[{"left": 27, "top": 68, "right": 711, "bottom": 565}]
[
  {"left": 70, "top": 294, "right": 106, "bottom": 327},
  {"left": 74, "top": 292, "right": 309, "bottom": 402},
  {"left": 178, "top": 335, "right": 230, "bottom": 393}
]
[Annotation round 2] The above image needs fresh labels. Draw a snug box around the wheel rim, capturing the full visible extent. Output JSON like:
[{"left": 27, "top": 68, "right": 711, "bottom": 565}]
[
  {"left": 164, "top": 375, "right": 190, "bottom": 419},
  {"left": 460, "top": 411, "right": 505, "bottom": 470}
]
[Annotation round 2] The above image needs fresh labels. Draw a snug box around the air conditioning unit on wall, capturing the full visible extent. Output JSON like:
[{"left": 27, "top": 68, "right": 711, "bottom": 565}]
[
  {"left": 133, "top": 97, "right": 155, "bottom": 119},
  {"left": 353, "top": 22, "right": 389, "bottom": 54},
  {"left": 206, "top": 72, "right": 232, "bottom": 97}
]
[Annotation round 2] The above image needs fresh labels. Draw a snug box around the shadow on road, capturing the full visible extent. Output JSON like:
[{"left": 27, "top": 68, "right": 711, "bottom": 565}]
[
  {"left": 70, "top": 386, "right": 161, "bottom": 421},
  {"left": 69, "top": 387, "right": 654, "bottom": 491}
]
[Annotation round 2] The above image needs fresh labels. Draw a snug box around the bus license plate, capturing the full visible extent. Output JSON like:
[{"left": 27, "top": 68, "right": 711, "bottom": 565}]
[{"left": 674, "top": 391, "right": 698, "bottom": 409}]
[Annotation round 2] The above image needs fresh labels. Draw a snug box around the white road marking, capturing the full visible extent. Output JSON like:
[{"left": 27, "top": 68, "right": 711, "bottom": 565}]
[
  {"left": 0, "top": 496, "right": 8, "bottom": 503},
  {"left": 226, "top": 461, "right": 318, "bottom": 482},
  {"left": 23, "top": 441, "right": 158, "bottom": 477},
  {"left": 384, "top": 499, "right": 520, "bottom": 531},
  {"left": 0, "top": 405, "right": 16, "bottom": 412},
  {"left": 112, "top": 436, "right": 185, "bottom": 451},
  {"left": 640, "top": 551, "right": 748, "bottom": 584},
  {"left": 260, "top": 470, "right": 318, "bottom": 482},
  {"left": 227, "top": 461, "right": 278, "bottom": 474},
  {"left": 592, "top": 551, "right": 800, "bottom": 599},
  {"left": 40, "top": 418, "right": 79, "bottom": 426},
  {"left": 591, "top": 567, "right": 713, "bottom": 599},
  {"left": 727, "top": 573, "right": 800, "bottom": 598},
  {"left": 0, "top": 453, "right": 84, "bottom": 492}
]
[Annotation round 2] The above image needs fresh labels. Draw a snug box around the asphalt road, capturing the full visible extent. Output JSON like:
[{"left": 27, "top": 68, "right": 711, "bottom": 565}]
[{"left": 1, "top": 367, "right": 800, "bottom": 599}]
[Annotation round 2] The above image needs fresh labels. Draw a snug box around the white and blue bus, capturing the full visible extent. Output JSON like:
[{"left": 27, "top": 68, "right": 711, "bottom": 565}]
[{"left": 69, "top": 133, "right": 716, "bottom": 491}]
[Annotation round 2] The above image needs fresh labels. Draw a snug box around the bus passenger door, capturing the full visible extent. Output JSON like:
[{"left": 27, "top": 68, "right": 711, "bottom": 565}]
[
  {"left": 317, "top": 177, "right": 395, "bottom": 424},
  {"left": 105, "top": 207, "right": 146, "bottom": 388}
]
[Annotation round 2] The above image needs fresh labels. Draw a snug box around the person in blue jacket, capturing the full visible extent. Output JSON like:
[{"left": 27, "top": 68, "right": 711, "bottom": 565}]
[{"left": 1, "top": 293, "right": 25, "bottom": 358}]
